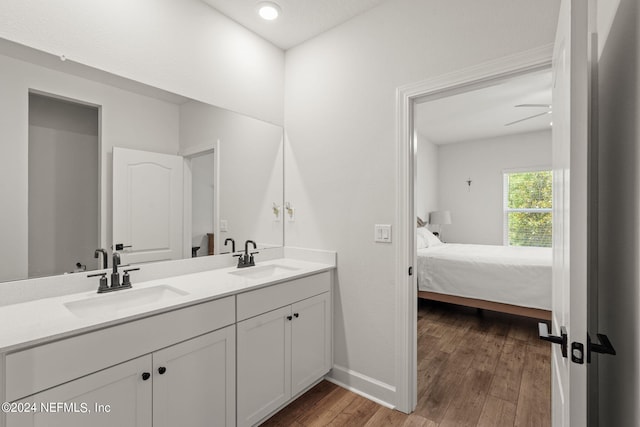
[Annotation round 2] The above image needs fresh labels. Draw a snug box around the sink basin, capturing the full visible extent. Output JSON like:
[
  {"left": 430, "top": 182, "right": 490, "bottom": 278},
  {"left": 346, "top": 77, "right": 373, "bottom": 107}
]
[
  {"left": 64, "top": 285, "right": 189, "bottom": 318},
  {"left": 229, "top": 264, "right": 300, "bottom": 280}
]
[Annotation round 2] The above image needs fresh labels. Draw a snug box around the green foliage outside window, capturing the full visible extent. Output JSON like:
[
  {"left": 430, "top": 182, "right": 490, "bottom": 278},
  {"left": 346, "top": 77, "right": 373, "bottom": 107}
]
[{"left": 505, "top": 171, "right": 552, "bottom": 247}]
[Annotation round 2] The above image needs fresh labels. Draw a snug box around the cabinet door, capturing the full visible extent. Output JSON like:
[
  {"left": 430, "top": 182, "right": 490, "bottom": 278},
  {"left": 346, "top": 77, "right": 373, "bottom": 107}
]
[
  {"left": 237, "top": 306, "right": 291, "bottom": 427},
  {"left": 152, "top": 326, "right": 235, "bottom": 427},
  {"left": 6, "top": 356, "right": 152, "bottom": 427},
  {"left": 291, "top": 292, "right": 331, "bottom": 396}
]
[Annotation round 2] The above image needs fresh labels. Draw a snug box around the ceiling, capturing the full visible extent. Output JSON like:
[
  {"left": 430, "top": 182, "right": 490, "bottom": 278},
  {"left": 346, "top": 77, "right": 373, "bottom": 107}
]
[
  {"left": 414, "top": 70, "right": 553, "bottom": 145},
  {"left": 201, "top": 0, "right": 389, "bottom": 50}
]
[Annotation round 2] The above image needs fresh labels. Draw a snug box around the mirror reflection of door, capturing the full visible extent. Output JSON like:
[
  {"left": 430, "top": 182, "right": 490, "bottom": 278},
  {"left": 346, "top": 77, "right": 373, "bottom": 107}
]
[
  {"left": 28, "top": 93, "right": 99, "bottom": 278},
  {"left": 190, "top": 151, "right": 216, "bottom": 257},
  {"left": 112, "top": 147, "right": 184, "bottom": 265}
]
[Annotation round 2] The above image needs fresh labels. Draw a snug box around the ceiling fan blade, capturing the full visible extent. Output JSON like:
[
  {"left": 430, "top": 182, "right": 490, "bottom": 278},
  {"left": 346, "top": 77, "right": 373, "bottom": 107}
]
[
  {"left": 504, "top": 111, "right": 551, "bottom": 126},
  {"left": 515, "top": 104, "right": 552, "bottom": 108}
]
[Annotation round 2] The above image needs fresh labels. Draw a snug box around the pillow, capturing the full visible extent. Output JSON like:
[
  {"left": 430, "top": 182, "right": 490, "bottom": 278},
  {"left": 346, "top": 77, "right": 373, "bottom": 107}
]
[
  {"left": 417, "top": 227, "right": 429, "bottom": 249},
  {"left": 417, "top": 227, "right": 444, "bottom": 249},
  {"left": 425, "top": 229, "right": 444, "bottom": 247}
]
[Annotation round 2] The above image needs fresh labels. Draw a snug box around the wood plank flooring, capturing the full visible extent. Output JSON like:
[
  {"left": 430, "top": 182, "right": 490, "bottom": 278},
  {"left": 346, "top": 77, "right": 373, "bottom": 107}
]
[{"left": 262, "top": 299, "right": 551, "bottom": 426}]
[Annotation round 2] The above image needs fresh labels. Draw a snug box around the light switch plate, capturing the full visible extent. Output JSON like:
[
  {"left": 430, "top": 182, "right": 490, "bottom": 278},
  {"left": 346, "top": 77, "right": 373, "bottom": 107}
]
[
  {"left": 220, "top": 219, "right": 228, "bottom": 232},
  {"left": 374, "top": 224, "right": 392, "bottom": 243}
]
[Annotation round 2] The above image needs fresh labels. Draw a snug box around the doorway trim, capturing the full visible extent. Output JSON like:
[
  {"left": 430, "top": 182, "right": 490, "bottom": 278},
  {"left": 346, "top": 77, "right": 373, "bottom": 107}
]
[{"left": 394, "top": 43, "right": 554, "bottom": 413}]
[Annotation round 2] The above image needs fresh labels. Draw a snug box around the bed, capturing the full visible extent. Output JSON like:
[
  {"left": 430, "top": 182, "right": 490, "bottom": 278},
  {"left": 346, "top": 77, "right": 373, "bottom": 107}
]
[{"left": 416, "top": 228, "right": 552, "bottom": 320}]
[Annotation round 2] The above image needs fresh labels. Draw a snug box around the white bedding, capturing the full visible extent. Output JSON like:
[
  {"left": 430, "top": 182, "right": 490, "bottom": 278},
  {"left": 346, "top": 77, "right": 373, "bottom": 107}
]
[{"left": 417, "top": 244, "right": 552, "bottom": 310}]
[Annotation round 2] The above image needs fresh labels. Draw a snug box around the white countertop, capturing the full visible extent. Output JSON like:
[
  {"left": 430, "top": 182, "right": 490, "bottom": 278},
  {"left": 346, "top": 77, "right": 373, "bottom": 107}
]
[{"left": 0, "top": 258, "right": 334, "bottom": 354}]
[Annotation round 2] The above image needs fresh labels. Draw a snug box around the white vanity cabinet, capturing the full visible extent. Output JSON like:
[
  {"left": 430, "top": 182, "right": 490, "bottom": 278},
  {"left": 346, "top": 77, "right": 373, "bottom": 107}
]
[
  {"left": 4, "top": 296, "right": 236, "bottom": 427},
  {"left": 6, "top": 327, "right": 235, "bottom": 427},
  {"left": 1, "top": 263, "right": 335, "bottom": 427},
  {"left": 7, "top": 355, "right": 153, "bottom": 427},
  {"left": 236, "top": 272, "right": 331, "bottom": 427},
  {"left": 152, "top": 326, "right": 235, "bottom": 427}
]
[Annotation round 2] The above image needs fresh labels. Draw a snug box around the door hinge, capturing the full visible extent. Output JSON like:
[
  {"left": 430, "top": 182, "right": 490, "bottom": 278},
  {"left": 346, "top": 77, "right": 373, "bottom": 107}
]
[{"left": 587, "top": 333, "right": 616, "bottom": 363}]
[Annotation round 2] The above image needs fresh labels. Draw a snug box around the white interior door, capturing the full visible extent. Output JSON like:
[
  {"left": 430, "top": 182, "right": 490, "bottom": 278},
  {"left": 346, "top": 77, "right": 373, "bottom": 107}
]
[
  {"left": 113, "top": 147, "right": 183, "bottom": 265},
  {"left": 550, "top": 0, "right": 593, "bottom": 425}
]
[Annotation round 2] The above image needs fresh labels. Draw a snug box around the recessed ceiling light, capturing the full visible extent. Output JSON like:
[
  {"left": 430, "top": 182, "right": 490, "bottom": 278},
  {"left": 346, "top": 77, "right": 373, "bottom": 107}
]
[{"left": 257, "top": 2, "right": 280, "bottom": 21}]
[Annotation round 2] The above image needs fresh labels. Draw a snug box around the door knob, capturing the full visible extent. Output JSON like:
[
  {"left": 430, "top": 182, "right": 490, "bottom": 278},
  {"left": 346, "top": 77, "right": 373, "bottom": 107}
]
[
  {"left": 141, "top": 372, "right": 151, "bottom": 381},
  {"left": 158, "top": 366, "right": 167, "bottom": 375},
  {"left": 587, "top": 333, "right": 616, "bottom": 363},
  {"left": 538, "top": 323, "right": 568, "bottom": 358}
]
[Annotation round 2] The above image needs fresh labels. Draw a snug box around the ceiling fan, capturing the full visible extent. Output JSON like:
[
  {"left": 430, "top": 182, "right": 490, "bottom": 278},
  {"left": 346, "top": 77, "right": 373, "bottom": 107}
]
[{"left": 504, "top": 104, "right": 552, "bottom": 126}]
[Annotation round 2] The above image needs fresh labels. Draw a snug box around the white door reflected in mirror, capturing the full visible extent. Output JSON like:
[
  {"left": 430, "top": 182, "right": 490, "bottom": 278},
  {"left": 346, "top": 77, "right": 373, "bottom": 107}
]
[{"left": 113, "top": 147, "right": 184, "bottom": 265}]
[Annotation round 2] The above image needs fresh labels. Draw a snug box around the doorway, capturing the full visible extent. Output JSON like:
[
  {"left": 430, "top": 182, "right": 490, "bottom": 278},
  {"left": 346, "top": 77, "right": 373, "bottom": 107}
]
[
  {"left": 190, "top": 150, "right": 217, "bottom": 257},
  {"left": 411, "top": 67, "right": 553, "bottom": 425},
  {"left": 28, "top": 92, "right": 100, "bottom": 277},
  {"left": 393, "top": 45, "right": 554, "bottom": 415}
]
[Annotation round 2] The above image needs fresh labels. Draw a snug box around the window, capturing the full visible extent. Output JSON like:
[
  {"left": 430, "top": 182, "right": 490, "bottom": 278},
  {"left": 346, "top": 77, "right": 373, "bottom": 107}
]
[{"left": 503, "top": 170, "right": 552, "bottom": 247}]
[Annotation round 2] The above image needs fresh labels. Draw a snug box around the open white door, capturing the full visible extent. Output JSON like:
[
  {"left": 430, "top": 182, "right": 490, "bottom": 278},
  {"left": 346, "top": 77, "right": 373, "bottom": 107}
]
[
  {"left": 113, "top": 147, "right": 184, "bottom": 265},
  {"left": 548, "top": 0, "right": 593, "bottom": 425}
]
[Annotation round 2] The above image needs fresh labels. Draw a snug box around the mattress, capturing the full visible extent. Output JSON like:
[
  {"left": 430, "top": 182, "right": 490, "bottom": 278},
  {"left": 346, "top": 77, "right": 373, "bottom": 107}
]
[{"left": 417, "top": 244, "right": 552, "bottom": 310}]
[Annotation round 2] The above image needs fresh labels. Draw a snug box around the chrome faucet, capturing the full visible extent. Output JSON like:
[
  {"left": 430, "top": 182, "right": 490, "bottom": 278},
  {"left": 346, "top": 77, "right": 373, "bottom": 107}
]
[
  {"left": 234, "top": 240, "right": 259, "bottom": 268},
  {"left": 94, "top": 248, "right": 108, "bottom": 269}
]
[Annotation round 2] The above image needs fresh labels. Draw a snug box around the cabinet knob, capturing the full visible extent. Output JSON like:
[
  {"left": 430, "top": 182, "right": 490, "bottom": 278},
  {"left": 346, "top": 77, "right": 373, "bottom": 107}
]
[
  {"left": 158, "top": 366, "right": 167, "bottom": 375},
  {"left": 286, "top": 315, "right": 293, "bottom": 321},
  {"left": 142, "top": 372, "right": 151, "bottom": 381},
  {"left": 294, "top": 313, "right": 299, "bottom": 318}
]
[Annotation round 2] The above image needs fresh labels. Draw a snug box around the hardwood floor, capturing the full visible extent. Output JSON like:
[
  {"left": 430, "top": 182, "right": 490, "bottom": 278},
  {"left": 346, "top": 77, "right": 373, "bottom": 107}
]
[{"left": 262, "top": 299, "right": 551, "bottom": 426}]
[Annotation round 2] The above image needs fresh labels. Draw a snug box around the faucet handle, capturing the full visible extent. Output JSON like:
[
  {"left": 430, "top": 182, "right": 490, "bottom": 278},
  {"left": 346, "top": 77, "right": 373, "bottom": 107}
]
[
  {"left": 88, "top": 272, "right": 109, "bottom": 293},
  {"left": 248, "top": 251, "right": 259, "bottom": 266},
  {"left": 87, "top": 272, "right": 107, "bottom": 278},
  {"left": 233, "top": 253, "right": 245, "bottom": 267},
  {"left": 122, "top": 268, "right": 140, "bottom": 288}
]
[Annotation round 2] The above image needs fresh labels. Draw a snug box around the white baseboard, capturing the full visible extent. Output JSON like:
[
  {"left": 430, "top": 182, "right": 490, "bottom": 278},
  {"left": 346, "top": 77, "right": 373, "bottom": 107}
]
[{"left": 326, "top": 365, "right": 396, "bottom": 409}]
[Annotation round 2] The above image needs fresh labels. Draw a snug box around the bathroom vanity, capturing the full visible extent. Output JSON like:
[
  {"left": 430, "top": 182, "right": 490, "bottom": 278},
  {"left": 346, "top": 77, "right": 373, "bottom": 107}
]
[{"left": 0, "top": 255, "right": 335, "bottom": 427}]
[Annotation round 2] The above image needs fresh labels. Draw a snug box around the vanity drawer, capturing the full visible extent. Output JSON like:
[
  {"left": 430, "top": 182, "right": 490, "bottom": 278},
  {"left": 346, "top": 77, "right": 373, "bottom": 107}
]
[
  {"left": 5, "top": 296, "right": 235, "bottom": 402},
  {"left": 237, "top": 272, "right": 331, "bottom": 321}
]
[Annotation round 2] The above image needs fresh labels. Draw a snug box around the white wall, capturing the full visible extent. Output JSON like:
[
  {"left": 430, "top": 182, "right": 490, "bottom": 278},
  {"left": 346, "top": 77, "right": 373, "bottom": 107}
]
[
  {"left": 437, "top": 130, "right": 551, "bottom": 244},
  {"left": 28, "top": 95, "right": 99, "bottom": 277},
  {"left": 180, "top": 101, "right": 284, "bottom": 253},
  {"left": 284, "top": 0, "right": 559, "bottom": 404},
  {"left": 0, "top": 53, "right": 180, "bottom": 282},
  {"left": 596, "top": 0, "right": 640, "bottom": 424},
  {"left": 0, "top": 0, "right": 284, "bottom": 125},
  {"left": 416, "top": 133, "right": 438, "bottom": 224}
]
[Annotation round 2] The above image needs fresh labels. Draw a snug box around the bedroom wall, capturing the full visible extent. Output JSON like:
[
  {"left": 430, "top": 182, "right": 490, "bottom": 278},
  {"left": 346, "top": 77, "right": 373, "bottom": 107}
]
[
  {"left": 416, "top": 133, "right": 439, "bottom": 225},
  {"left": 436, "top": 129, "right": 552, "bottom": 245},
  {"left": 284, "top": 0, "right": 559, "bottom": 406},
  {"left": 596, "top": 0, "right": 640, "bottom": 424},
  {"left": 0, "top": 0, "right": 285, "bottom": 125}
]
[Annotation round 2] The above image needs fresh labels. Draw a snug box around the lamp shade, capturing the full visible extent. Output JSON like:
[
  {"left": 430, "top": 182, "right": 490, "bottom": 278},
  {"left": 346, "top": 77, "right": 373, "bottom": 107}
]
[{"left": 429, "top": 210, "right": 451, "bottom": 225}]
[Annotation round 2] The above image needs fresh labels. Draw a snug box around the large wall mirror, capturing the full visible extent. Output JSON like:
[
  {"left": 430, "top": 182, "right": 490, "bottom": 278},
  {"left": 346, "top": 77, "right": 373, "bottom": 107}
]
[{"left": 0, "top": 38, "right": 284, "bottom": 283}]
